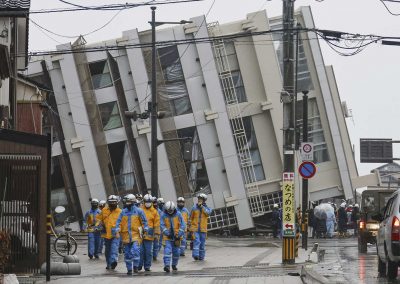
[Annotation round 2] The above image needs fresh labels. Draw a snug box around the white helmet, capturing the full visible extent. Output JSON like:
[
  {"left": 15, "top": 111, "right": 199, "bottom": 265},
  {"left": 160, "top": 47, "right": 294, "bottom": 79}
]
[
  {"left": 157, "top": 197, "right": 165, "bottom": 205},
  {"left": 91, "top": 198, "right": 99, "bottom": 206},
  {"left": 198, "top": 193, "right": 207, "bottom": 201},
  {"left": 354, "top": 204, "right": 359, "bottom": 208},
  {"left": 273, "top": 204, "right": 279, "bottom": 208},
  {"left": 340, "top": 202, "right": 346, "bottom": 208},
  {"left": 99, "top": 200, "right": 106, "bottom": 207},
  {"left": 165, "top": 201, "right": 176, "bottom": 214},
  {"left": 144, "top": 194, "right": 153, "bottom": 208},
  {"left": 107, "top": 195, "right": 119, "bottom": 204},
  {"left": 125, "top": 194, "right": 136, "bottom": 205},
  {"left": 177, "top": 197, "right": 185, "bottom": 202}
]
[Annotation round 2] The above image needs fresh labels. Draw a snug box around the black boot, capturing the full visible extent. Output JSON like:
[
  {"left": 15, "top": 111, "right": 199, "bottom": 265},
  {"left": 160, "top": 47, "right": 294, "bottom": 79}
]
[
  {"left": 164, "top": 266, "right": 170, "bottom": 273},
  {"left": 127, "top": 270, "right": 132, "bottom": 275},
  {"left": 172, "top": 265, "right": 177, "bottom": 271},
  {"left": 133, "top": 267, "right": 139, "bottom": 273},
  {"left": 111, "top": 262, "right": 117, "bottom": 269}
]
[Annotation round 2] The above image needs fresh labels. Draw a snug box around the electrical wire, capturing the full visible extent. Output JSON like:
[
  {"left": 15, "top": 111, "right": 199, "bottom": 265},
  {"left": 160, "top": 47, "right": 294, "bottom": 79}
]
[
  {"left": 29, "top": 9, "right": 125, "bottom": 39},
  {"left": 379, "top": 0, "right": 400, "bottom": 15},
  {"left": 30, "top": 0, "right": 203, "bottom": 14}
]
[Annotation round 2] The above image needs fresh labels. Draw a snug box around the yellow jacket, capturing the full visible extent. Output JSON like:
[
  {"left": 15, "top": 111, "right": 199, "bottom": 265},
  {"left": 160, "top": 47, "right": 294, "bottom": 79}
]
[
  {"left": 96, "top": 207, "right": 122, "bottom": 239},
  {"left": 189, "top": 204, "right": 212, "bottom": 233},
  {"left": 142, "top": 205, "right": 160, "bottom": 241},
  {"left": 83, "top": 208, "right": 101, "bottom": 232},
  {"left": 115, "top": 206, "right": 148, "bottom": 244},
  {"left": 177, "top": 207, "right": 189, "bottom": 232},
  {"left": 160, "top": 210, "right": 185, "bottom": 243}
]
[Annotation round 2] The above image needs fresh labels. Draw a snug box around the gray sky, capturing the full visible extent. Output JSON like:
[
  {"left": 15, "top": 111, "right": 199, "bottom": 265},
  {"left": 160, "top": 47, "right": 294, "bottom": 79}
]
[{"left": 29, "top": 0, "right": 400, "bottom": 176}]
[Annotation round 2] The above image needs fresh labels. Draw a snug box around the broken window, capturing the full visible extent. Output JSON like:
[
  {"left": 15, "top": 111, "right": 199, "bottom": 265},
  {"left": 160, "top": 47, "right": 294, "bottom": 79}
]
[
  {"left": 296, "top": 98, "right": 330, "bottom": 164},
  {"left": 89, "top": 60, "right": 113, "bottom": 89},
  {"left": 157, "top": 45, "right": 192, "bottom": 117},
  {"left": 215, "top": 42, "right": 247, "bottom": 103},
  {"left": 241, "top": 116, "right": 265, "bottom": 181},
  {"left": 98, "top": 101, "right": 122, "bottom": 131},
  {"left": 107, "top": 141, "right": 135, "bottom": 193},
  {"left": 177, "top": 127, "right": 210, "bottom": 195},
  {"left": 270, "top": 21, "right": 314, "bottom": 92}
]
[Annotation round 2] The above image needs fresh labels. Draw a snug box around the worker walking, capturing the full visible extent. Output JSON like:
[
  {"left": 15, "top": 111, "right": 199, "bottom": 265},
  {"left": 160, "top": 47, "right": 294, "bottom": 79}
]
[
  {"left": 97, "top": 200, "right": 107, "bottom": 255},
  {"left": 83, "top": 199, "right": 101, "bottom": 259},
  {"left": 114, "top": 194, "right": 148, "bottom": 275},
  {"left": 160, "top": 201, "right": 186, "bottom": 272},
  {"left": 189, "top": 194, "right": 212, "bottom": 261},
  {"left": 139, "top": 194, "right": 160, "bottom": 271},
  {"left": 152, "top": 197, "right": 161, "bottom": 261},
  {"left": 155, "top": 197, "right": 165, "bottom": 260},
  {"left": 176, "top": 197, "right": 189, "bottom": 256},
  {"left": 95, "top": 195, "right": 122, "bottom": 270}
]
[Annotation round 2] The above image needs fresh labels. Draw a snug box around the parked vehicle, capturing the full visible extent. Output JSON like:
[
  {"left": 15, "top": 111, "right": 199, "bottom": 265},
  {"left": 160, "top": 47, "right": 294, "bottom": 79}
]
[
  {"left": 53, "top": 206, "right": 77, "bottom": 257},
  {"left": 377, "top": 188, "right": 400, "bottom": 279},
  {"left": 358, "top": 188, "right": 394, "bottom": 253}
]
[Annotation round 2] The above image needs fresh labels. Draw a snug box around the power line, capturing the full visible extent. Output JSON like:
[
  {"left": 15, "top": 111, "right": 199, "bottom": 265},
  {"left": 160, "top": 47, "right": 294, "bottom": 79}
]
[
  {"left": 30, "top": 9, "right": 125, "bottom": 39},
  {"left": 30, "top": 0, "right": 203, "bottom": 14},
  {"left": 379, "top": 0, "right": 400, "bottom": 15}
]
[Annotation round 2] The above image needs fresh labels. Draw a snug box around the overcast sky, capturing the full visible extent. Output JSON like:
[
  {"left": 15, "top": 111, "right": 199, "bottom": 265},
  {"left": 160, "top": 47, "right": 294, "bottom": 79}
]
[{"left": 29, "top": 0, "right": 400, "bottom": 176}]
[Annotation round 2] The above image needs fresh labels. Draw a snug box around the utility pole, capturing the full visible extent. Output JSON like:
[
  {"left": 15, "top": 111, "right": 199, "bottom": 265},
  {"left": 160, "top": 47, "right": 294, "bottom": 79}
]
[
  {"left": 301, "top": 90, "right": 309, "bottom": 250},
  {"left": 150, "top": 6, "right": 158, "bottom": 198},
  {"left": 282, "top": 0, "right": 296, "bottom": 264}
]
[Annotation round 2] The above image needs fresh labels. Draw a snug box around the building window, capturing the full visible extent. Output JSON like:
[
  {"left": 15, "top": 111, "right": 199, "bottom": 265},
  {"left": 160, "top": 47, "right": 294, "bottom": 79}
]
[
  {"left": 216, "top": 42, "right": 247, "bottom": 103},
  {"left": 270, "top": 21, "right": 314, "bottom": 92},
  {"left": 89, "top": 60, "right": 113, "bottom": 89},
  {"left": 107, "top": 141, "right": 135, "bottom": 193},
  {"left": 157, "top": 46, "right": 192, "bottom": 117},
  {"left": 296, "top": 98, "right": 330, "bottom": 164},
  {"left": 177, "top": 127, "right": 210, "bottom": 195},
  {"left": 98, "top": 101, "right": 122, "bottom": 131},
  {"left": 239, "top": 117, "right": 265, "bottom": 182}
]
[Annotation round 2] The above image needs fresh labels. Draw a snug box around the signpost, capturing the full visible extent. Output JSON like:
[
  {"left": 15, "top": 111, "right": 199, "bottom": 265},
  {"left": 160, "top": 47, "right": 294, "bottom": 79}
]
[
  {"left": 298, "top": 161, "right": 317, "bottom": 179},
  {"left": 282, "top": 173, "right": 295, "bottom": 237},
  {"left": 300, "top": 142, "right": 313, "bottom": 161}
]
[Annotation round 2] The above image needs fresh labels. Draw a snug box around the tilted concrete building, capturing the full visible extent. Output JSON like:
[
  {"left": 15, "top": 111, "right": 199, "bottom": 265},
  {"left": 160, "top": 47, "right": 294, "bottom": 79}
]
[{"left": 27, "top": 6, "right": 366, "bottom": 231}]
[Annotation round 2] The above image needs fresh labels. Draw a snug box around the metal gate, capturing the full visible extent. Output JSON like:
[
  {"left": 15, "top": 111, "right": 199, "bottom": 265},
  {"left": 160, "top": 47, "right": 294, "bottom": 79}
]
[{"left": 0, "top": 155, "right": 41, "bottom": 274}]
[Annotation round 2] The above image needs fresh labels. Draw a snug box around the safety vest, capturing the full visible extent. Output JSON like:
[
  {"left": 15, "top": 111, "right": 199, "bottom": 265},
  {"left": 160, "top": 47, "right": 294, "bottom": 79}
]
[
  {"left": 96, "top": 207, "right": 122, "bottom": 239},
  {"left": 84, "top": 208, "right": 101, "bottom": 232},
  {"left": 115, "top": 206, "right": 148, "bottom": 244},
  {"left": 189, "top": 204, "right": 212, "bottom": 233},
  {"left": 160, "top": 210, "right": 185, "bottom": 242},
  {"left": 142, "top": 205, "right": 160, "bottom": 241}
]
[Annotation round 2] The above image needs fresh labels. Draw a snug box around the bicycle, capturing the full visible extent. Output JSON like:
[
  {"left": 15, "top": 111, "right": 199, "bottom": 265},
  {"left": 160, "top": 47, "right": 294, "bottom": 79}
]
[{"left": 53, "top": 215, "right": 78, "bottom": 257}]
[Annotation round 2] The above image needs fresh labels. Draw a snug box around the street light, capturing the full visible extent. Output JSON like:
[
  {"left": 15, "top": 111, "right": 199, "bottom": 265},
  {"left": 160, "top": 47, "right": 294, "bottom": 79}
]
[{"left": 149, "top": 6, "right": 192, "bottom": 198}]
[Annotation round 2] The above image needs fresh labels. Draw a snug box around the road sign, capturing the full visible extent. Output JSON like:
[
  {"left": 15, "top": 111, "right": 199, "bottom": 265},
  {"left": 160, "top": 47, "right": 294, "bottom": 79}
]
[
  {"left": 298, "top": 161, "right": 317, "bottom": 179},
  {"left": 300, "top": 142, "right": 314, "bottom": 161},
  {"left": 360, "top": 138, "right": 393, "bottom": 163},
  {"left": 282, "top": 172, "right": 295, "bottom": 237}
]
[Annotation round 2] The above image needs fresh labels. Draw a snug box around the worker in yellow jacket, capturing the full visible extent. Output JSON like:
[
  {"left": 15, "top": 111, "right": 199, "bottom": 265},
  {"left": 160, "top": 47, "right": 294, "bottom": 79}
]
[
  {"left": 95, "top": 195, "right": 122, "bottom": 270},
  {"left": 189, "top": 193, "right": 212, "bottom": 261},
  {"left": 114, "top": 194, "right": 148, "bottom": 275},
  {"left": 139, "top": 194, "right": 160, "bottom": 271},
  {"left": 177, "top": 197, "right": 189, "bottom": 256}
]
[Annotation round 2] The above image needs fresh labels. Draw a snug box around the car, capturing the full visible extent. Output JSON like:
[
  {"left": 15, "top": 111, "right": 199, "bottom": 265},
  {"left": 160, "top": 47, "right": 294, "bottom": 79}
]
[
  {"left": 358, "top": 188, "right": 394, "bottom": 253},
  {"left": 377, "top": 188, "right": 400, "bottom": 279}
]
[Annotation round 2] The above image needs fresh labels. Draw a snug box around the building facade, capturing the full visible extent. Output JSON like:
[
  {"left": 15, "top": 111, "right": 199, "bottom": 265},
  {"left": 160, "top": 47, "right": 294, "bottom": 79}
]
[{"left": 27, "top": 7, "right": 361, "bottom": 231}]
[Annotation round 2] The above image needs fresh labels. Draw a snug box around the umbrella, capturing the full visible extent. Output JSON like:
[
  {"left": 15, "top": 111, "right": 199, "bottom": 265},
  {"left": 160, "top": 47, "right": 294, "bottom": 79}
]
[{"left": 314, "top": 203, "right": 334, "bottom": 220}]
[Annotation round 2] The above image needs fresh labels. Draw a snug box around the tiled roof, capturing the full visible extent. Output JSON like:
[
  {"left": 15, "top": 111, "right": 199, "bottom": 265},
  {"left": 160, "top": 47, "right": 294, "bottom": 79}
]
[{"left": 0, "top": 0, "right": 30, "bottom": 11}]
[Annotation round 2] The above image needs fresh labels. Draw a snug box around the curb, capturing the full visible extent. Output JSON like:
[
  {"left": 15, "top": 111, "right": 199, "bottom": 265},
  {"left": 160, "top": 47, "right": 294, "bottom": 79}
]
[{"left": 301, "top": 265, "right": 331, "bottom": 284}]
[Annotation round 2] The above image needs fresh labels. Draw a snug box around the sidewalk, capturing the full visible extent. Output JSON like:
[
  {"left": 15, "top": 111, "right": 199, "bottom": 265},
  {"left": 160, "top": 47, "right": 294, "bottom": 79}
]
[{"left": 45, "top": 236, "right": 306, "bottom": 284}]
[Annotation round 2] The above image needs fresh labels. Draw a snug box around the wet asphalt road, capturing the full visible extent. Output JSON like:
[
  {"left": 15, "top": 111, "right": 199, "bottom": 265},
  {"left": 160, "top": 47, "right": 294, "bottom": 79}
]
[{"left": 311, "top": 237, "right": 400, "bottom": 283}]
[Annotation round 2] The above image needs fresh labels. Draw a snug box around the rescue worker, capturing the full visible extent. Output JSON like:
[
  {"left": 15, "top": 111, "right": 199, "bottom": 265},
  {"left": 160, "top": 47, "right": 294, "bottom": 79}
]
[
  {"left": 155, "top": 197, "right": 165, "bottom": 260},
  {"left": 96, "top": 195, "right": 121, "bottom": 270},
  {"left": 338, "top": 202, "right": 348, "bottom": 238},
  {"left": 97, "top": 200, "right": 106, "bottom": 255},
  {"left": 176, "top": 197, "right": 189, "bottom": 256},
  {"left": 114, "top": 194, "right": 148, "bottom": 275},
  {"left": 271, "top": 204, "right": 281, "bottom": 238},
  {"left": 152, "top": 197, "right": 161, "bottom": 261},
  {"left": 139, "top": 194, "right": 160, "bottom": 271},
  {"left": 325, "top": 205, "right": 336, "bottom": 238},
  {"left": 135, "top": 194, "right": 143, "bottom": 207},
  {"left": 189, "top": 193, "right": 212, "bottom": 261},
  {"left": 160, "top": 201, "right": 185, "bottom": 272},
  {"left": 83, "top": 199, "right": 101, "bottom": 259},
  {"left": 351, "top": 204, "right": 360, "bottom": 236}
]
